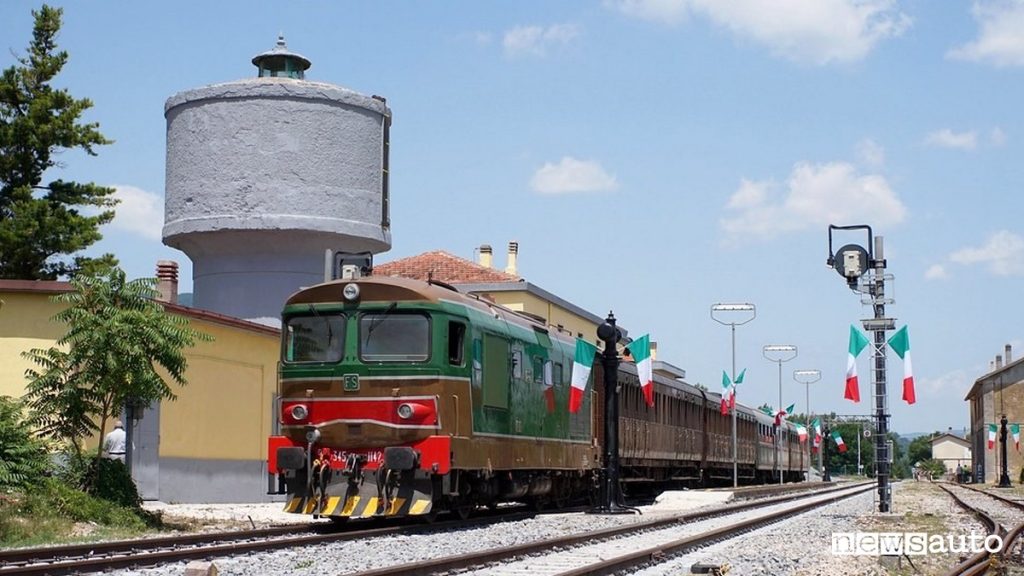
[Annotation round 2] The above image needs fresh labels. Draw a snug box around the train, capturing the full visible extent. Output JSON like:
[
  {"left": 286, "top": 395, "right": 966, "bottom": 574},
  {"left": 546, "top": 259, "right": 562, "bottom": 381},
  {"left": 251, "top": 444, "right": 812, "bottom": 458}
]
[{"left": 266, "top": 271, "right": 809, "bottom": 521}]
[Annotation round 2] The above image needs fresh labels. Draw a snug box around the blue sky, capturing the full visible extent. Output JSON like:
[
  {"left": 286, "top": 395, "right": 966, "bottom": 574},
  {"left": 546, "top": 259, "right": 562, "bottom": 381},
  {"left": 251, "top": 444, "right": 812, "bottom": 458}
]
[{"left": 3, "top": 1, "right": 1023, "bottom": 435}]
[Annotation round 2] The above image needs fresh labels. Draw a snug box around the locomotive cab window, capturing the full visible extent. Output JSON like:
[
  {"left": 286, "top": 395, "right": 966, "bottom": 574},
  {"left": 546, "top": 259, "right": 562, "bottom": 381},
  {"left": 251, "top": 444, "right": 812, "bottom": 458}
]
[
  {"left": 448, "top": 321, "right": 466, "bottom": 366},
  {"left": 359, "top": 312, "right": 430, "bottom": 362},
  {"left": 284, "top": 313, "right": 346, "bottom": 363}
]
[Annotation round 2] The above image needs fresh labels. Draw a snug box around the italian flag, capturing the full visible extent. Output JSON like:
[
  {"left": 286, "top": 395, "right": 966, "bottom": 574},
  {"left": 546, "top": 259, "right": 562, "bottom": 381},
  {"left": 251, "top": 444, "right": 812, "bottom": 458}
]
[
  {"left": 988, "top": 423, "right": 998, "bottom": 450},
  {"left": 542, "top": 360, "right": 555, "bottom": 413},
  {"left": 796, "top": 424, "right": 808, "bottom": 443},
  {"left": 811, "top": 418, "right": 822, "bottom": 452},
  {"left": 628, "top": 334, "right": 654, "bottom": 408},
  {"left": 569, "top": 338, "right": 598, "bottom": 413},
  {"left": 888, "top": 325, "right": 916, "bottom": 405},
  {"left": 832, "top": 430, "right": 848, "bottom": 453},
  {"left": 775, "top": 403, "right": 795, "bottom": 426},
  {"left": 720, "top": 368, "right": 745, "bottom": 415},
  {"left": 1014, "top": 424, "right": 1021, "bottom": 452},
  {"left": 846, "top": 325, "right": 869, "bottom": 403}
]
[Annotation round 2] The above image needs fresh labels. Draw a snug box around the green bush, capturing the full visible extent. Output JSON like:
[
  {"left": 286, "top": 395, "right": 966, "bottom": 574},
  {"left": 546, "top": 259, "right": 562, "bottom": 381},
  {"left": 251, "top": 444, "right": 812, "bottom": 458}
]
[
  {"left": 89, "top": 457, "right": 141, "bottom": 509},
  {"left": 0, "top": 396, "right": 50, "bottom": 491}
]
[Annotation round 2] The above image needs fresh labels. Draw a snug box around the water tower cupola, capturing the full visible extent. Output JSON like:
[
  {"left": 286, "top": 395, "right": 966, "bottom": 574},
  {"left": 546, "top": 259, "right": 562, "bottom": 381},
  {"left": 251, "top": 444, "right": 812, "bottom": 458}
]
[{"left": 252, "top": 35, "right": 311, "bottom": 79}]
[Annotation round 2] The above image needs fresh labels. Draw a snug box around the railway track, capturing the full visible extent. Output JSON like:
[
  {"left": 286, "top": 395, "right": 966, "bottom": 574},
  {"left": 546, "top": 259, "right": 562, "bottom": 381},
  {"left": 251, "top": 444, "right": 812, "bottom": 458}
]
[
  {"left": 0, "top": 506, "right": 552, "bottom": 575},
  {"left": 940, "top": 483, "right": 1024, "bottom": 576},
  {"left": 0, "top": 482, "right": 855, "bottom": 575},
  {"left": 345, "top": 481, "right": 875, "bottom": 576}
]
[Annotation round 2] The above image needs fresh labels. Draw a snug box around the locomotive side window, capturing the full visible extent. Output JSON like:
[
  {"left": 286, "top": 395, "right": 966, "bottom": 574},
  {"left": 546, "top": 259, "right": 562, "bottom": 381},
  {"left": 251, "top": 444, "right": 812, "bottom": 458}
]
[
  {"left": 283, "top": 314, "right": 346, "bottom": 363},
  {"left": 359, "top": 312, "right": 430, "bottom": 362},
  {"left": 448, "top": 321, "right": 466, "bottom": 366}
]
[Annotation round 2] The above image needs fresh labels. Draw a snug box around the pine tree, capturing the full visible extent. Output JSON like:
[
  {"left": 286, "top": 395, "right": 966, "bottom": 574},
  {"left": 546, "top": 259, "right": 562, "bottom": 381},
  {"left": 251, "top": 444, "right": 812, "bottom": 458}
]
[{"left": 0, "top": 4, "right": 118, "bottom": 280}]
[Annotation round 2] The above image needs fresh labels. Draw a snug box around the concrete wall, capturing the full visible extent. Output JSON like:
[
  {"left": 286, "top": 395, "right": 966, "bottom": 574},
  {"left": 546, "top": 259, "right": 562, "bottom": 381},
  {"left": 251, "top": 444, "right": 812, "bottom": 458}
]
[
  {"left": 164, "top": 79, "right": 392, "bottom": 321},
  {"left": 971, "top": 379, "right": 1024, "bottom": 483}
]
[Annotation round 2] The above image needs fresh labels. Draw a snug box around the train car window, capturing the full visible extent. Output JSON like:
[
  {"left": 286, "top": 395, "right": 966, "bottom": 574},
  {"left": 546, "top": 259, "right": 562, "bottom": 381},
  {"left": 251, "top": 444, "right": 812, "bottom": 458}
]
[
  {"left": 532, "top": 356, "right": 544, "bottom": 383},
  {"left": 553, "top": 363, "right": 563, "bottom": 385},
  {"left": 359, "top": 312, "right": 430, "bottom": 362},
  {"left": 483, "top": 334, "right": 510, "bottom": 409},
  {"left": 511, "top": 350, "right": 523, "bottom": 379},
  {"left": 471, "top": 338, "right": 483, "bottom": 386},
  {"left": 448, "top": 322, "right": 466, "bottom": 366},
  {"left": 283, "top": 314, "right": 346, "bottom": 363}
]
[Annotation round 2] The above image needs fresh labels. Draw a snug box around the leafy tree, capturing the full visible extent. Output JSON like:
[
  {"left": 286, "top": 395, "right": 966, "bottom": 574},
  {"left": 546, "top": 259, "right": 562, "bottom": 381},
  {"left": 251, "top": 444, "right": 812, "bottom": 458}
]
[
  {"left": 22, "top": 268, "right": 212, "bottom": 469},
  {"left": 0, "top": 4, "right": 118, "bottom": 280},
  {"left": 0, "top": 396, "right": 50, "bottom": 491},
  {"left": 907, "top": 433, "right": 937, "bottom": 466}
]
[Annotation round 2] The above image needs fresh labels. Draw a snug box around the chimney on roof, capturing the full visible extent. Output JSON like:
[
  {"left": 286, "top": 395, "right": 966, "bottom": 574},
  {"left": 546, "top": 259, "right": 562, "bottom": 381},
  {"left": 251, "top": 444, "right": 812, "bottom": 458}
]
[
  {"left": 651, "top": 341, "right": 658, "bottom": 361},
  {"left": 1006, "top": 344, "right": 1013, "bottom": 364},
  {"left": 505, "top": 241, "right": 518, "bottom": 276},
  {"left": 479, "top": 244, "right": 493, "bottom": 269},
  {"left": 156, "top": 260, "right": 179, "bottom": 305},
  {"left": 996, "top": 354, "right": 1003, "bottom": 370}
]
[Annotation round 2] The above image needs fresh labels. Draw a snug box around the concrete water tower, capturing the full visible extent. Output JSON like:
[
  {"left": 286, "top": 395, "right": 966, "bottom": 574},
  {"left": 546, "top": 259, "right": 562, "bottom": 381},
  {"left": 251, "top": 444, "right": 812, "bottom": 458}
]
[{"left": 163, "top": 36, "right": 392, "bottom": 322}]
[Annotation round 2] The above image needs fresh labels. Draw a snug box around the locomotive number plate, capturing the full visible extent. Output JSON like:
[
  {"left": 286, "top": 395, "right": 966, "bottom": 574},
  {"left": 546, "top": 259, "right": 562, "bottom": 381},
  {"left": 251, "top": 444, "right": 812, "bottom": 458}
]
[{"left": 343, "top": 374, "right": 360, "bottom": 392}]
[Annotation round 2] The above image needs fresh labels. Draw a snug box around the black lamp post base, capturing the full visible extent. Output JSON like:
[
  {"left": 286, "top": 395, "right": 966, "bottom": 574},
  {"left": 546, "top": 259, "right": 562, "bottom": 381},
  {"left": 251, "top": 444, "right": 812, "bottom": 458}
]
[
  {"left": 997, "top": 474, "right": 1012, "bottom": 488},
  {"left": 589, "top": 502, "right": 641, "bottom": 515}
]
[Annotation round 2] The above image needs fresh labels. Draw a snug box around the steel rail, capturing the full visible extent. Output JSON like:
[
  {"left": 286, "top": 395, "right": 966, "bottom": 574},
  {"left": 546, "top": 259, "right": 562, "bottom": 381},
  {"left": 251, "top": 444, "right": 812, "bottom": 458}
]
[
  {"left": 940, "top": 482, "right": 1024, "bottom": 576},
  {"left": 0, "top": 505, "right": 556, "bottom": 576},
  {"left": 349, "top": 481, "right": 875, "bottom": 576}
]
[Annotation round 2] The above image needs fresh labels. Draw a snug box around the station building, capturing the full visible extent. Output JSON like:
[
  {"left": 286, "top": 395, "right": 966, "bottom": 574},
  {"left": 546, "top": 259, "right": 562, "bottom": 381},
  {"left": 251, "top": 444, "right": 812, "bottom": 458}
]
[
  {"left": 929, "top": 433, "right": 971, "bottom": 474},
  {"left": 965, "top": 344, "right": 1024, "bottom": 483}
]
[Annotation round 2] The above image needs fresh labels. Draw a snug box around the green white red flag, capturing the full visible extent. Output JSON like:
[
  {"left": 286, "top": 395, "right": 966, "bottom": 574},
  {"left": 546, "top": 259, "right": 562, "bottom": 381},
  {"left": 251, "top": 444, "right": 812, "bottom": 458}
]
[
  {"left": 569, "top": 338, "right": 598, "bottom": 413},
  {"left": 796, "top": 424, "right": 808, "bottom": 443},
  {"left": 832, "top": 430, "right": 848, "bottom": 453},
  {"left": 775, "top": 403, "right": 795, "bottom": 426},
  {"left": 811, "top": 418, "right": 822, "bottom": 452},
  {"left": 988, "top": 423, "right": 997, "bottom": 450},
  {"left": 721, "top": 371, "right": 731, "bottom": 415},
  {"left": 627, "top": 334, "right": 654, "bottom": 408},
  {"left": 888, "top": 325, "right": 916, "bottom": 405},
  {"left": 846, "top": 325, "right": 869, "bottom": 403},
  {"left": 1014, "top": 424, "right": 1021, "bottom": 452}
]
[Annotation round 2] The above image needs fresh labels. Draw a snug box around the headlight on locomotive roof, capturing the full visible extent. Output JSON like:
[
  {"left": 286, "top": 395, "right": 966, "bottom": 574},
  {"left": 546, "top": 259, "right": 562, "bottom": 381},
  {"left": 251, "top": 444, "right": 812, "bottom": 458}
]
[
  {"left": 397, "top": 403, "right": 415, "bottom": 420},
  {"left": 290, "top": 404, "right": 308, "bottom": 421},
  {"left": 342, "top": 283, "right": 360, "bottom": 301}
]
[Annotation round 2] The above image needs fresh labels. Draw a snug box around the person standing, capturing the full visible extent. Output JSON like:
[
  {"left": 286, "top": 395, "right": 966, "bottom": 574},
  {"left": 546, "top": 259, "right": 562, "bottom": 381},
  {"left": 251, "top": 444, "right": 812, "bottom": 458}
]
[{"left": 103, "top": 420, "right": 127, "bottom": 462}]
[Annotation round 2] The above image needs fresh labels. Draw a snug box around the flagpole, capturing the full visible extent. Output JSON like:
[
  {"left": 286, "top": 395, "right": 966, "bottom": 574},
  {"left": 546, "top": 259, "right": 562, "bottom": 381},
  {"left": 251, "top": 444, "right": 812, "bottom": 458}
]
[{"left": 794, "top": 370, "right": 821, "bottom": 482}]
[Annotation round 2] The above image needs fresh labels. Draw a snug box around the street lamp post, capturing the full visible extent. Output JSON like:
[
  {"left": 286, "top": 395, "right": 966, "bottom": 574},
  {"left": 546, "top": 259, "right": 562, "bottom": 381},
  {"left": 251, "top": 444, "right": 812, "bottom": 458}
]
[
  {"left": 711, "top": 303, "right": 756, "bottom": 488},
  {"left": 794, "top": 369, "right": 821, "bottom": 481},
  {"left": 764, "top": 345, "right": 797, "bottom": 485}
]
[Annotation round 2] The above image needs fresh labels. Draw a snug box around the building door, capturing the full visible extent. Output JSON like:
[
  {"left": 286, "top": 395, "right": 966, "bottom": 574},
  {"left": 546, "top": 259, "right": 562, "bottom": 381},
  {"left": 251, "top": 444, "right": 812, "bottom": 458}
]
[{"left": 131, "top": 403, "right": 160, "bottom": 500}]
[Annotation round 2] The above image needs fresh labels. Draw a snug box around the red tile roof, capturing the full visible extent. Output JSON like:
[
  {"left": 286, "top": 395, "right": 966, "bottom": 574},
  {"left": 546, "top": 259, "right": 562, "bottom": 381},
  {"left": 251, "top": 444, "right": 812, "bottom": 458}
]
[{"left": 373, "top": 251, "right": 521, "bottom": 284}]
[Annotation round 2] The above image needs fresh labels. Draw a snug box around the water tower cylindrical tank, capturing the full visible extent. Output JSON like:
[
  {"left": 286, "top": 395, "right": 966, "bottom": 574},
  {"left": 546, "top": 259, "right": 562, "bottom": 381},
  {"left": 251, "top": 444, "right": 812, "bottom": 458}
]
[{"left": 163, "top": 37, "right": 391, "bottom": 322}]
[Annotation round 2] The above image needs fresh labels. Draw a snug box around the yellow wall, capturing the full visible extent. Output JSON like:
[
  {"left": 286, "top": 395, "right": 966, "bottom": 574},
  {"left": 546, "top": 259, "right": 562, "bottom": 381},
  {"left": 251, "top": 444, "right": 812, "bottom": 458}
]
[
  {"left": 159, "top": 319, "right": 278, "bottom": 460},
  {"left": 486, "top": 291, "right": 598, "bottom": 342},
  {"left": 0, "top": 288, "right": 279, "bottom": 462},
  {"left": 0, "top": 292, "right": 67, "bottom": 398}
]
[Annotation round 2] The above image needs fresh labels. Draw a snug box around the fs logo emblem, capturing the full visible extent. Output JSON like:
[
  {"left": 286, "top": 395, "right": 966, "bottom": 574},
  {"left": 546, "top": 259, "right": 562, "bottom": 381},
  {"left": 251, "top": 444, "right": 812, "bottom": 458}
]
[{"left": 343, "top": 374, "right": 360, "bottom": 392}]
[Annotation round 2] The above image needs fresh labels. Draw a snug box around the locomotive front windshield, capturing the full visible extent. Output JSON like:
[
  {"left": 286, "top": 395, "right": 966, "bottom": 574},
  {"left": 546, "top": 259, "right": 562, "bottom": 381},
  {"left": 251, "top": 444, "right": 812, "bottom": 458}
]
[
  {"left": 359, "top": 312, "right": 430, "bottom": 362},
  {"left": 284, "top": 313, "right": 345, "bottom": 363}
]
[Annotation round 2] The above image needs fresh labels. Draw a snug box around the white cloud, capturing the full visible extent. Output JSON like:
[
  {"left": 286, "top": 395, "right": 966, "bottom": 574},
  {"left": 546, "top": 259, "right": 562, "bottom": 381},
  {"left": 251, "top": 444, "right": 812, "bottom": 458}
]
[
  {"left": 107, "top": 185, "right": 164, "bottom": 241},
  {"left": 503, "top": 24, "right": 581, "bottom": 57},
  {"left": 917, "top": 367, "right": 973, "bottom": 396},
  {"left": 530, "top": 157, "right": 618, "bottom": 194},
  {"left": 924, "top": 264, "right": 948, "bottom": 280},
  {"left": 949, "top": 230, "right": 1024, "bottom": 276},
  {"left": 720, "top": 161, "right": 906, "bottom": 242},
  {"left": 857, "top": 138, "right": 885, "bottom": 168},
  {"left": 608, "top": 0, "right": 910, "bottom": 64},
  {"left": 924, "top": 129, "right": 978, "bottom": 151},
  {"left": 948, "top": 1, "right": 1024, "bottom": 67},
  {"left": 990, "top": 126, "right": 1008, "bottom": 146}
]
